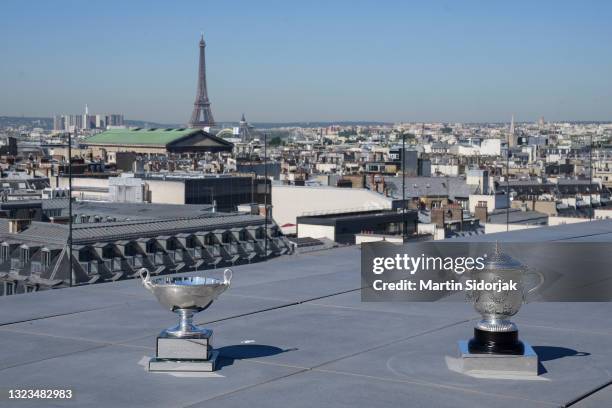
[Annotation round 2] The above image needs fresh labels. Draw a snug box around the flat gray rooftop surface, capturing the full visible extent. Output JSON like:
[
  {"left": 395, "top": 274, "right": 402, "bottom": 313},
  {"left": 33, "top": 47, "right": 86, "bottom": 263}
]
[{"left": 1, "top": 221, "right": 612, "bottom": 407}]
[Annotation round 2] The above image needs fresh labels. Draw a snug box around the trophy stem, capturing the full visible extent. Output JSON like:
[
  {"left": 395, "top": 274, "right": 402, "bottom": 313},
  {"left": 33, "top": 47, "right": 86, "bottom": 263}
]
[
  {"left": 476, "top": 317, "right": 517, "bottom": 332},
  {"left": 163, "top": 308, "right": 207, "bottom": 338},
  {"left": 179, "top": 309, "right": 195, "bottom": 334}
]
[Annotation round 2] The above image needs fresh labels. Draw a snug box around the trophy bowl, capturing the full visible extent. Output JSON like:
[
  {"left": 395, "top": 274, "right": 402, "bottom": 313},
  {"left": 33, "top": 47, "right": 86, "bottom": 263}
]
[
  {"left": 466, "top": 243, "right": 543, "bottom": 354},
  {"left": 139, "top": 268, "right": 232, "bottom": 338}
]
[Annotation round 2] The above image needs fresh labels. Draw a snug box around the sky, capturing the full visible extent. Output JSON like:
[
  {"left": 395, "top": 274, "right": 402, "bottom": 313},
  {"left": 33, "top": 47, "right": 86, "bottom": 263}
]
[{"left": 1, "top": 0, "right": 611, "bottom": 124}]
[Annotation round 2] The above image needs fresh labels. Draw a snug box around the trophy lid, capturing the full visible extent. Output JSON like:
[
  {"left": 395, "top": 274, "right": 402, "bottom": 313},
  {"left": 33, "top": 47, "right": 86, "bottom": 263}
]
[{"left": 485, "top": 242, "right": 525, "bottom": 270}]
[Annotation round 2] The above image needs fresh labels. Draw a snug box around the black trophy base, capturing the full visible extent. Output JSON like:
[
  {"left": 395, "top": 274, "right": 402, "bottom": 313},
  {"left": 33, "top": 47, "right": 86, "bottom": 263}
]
[{"left": 467, "top": 328, "right": 525, "bottom": 355}]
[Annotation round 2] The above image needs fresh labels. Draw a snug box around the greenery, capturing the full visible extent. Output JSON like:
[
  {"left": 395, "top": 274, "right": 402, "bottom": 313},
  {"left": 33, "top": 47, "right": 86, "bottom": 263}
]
[
  {"left": 269, "top": 136, "right": 283, "bottom": 146},
  {"left": 338, "top": 129, "right": 357, "bottom": 137}
]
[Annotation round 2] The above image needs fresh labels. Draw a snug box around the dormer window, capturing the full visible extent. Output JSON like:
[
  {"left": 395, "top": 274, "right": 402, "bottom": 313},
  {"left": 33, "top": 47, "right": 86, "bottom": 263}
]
[
  {"left": 0, "top": 244, "right": 9, "bottom": 261},
  {"left": 42, "top": 250, "right": 51, "bottom": 267},
  {"left": 20, "top": 247, "right": 30, "bottom": 263},
  {"left": 4, "top": 281, "right": 15, "bottom": 296}
]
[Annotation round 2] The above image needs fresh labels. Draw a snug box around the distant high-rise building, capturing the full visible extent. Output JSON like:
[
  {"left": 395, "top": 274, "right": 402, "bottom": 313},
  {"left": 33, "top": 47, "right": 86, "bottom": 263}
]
[
  {"left": 95, "top": 114, "right": 106, "bottom": 129},
  {"left": 52, "top": 112, "right": 124, "bottom": 131},
  {"left": 53, "top": 115, "right": 65, "bottom": 131},
  {"left": 107, "top": 114, "right": 124, "bottom": 127},
  {"left": 189, "top": 35, "right": 215, "bottom": 129},
  {"left": 508, "top": 114, "right": 517, "bottom": 147},
  {"left": 73, "top": 114, "right": 84, "bottom": 131}
]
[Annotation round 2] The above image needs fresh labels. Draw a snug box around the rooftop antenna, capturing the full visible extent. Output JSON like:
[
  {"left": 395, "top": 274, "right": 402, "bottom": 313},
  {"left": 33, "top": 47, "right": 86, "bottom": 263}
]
[
  {"left": 506, "top": 125, "right": 511, "bottom": 231},
  {"left": 402, "top": 131, "right": 406, "bottom": 241},
  {"left": 68, "top": 129, "right": 73, "bottom": 287},
  {"left": 264, "top": 132, "right": 268, "bottom": 259},
  {"left": 589, "top": 132, "right": 593, "bottom": 222}
]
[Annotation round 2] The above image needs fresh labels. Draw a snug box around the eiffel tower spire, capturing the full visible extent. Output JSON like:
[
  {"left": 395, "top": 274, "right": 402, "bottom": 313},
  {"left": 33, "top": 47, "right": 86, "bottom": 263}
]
[{"left": 189, "top": 34, "right": 215, "bottom": 128}]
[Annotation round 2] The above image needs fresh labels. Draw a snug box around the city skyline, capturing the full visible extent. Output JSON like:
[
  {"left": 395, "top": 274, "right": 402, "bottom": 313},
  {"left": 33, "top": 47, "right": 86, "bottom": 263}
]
[{"left": 1, "top": 0, "right": 612, "bottom": 123}]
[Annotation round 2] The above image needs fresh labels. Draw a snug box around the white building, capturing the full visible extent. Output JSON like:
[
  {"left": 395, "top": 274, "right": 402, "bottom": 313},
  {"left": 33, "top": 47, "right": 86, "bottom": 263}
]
[
  {"left": 480, "top": 138, "right": 501, "bottom": 156},
  {"left": 109, "top": 174, "right": 148, "bottom": 203},
  {"left": 271, "top": 184, "right": 394, "bottom": 227},
  {"left": 468, "top": 193, "right": 508, "bottom": 215}
]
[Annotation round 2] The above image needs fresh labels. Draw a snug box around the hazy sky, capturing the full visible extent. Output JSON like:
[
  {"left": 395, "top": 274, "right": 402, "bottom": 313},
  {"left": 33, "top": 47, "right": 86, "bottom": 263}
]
[{"left": 1, "top": 0, "right": 611, "bottom": 123}]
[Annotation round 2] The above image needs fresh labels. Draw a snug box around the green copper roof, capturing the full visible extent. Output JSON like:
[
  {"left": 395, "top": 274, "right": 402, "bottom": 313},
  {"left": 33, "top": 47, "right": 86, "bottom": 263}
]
[{"left": 85, "top": 128, "right": 198, "bottom": 146}]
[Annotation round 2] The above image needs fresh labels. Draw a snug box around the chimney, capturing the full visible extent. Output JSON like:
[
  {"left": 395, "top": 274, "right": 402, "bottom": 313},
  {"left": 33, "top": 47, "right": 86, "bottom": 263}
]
[
  {"left": 9, "top": 219, "right": 31, "bottom": 234},
  {"left": 474, "top": 204, "right": 488, "bottom": 224}
]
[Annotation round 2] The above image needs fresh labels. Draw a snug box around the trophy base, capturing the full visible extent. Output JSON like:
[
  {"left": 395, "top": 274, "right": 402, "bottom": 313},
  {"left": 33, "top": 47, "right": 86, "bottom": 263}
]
[
  {"left": 467, "top": 328, "right": 524, "bottom": 355},
  {"left": 148, "top": 329, "right": 218, "bottom": 372},
  {"left": 149, "top": 351, "right": 219, "bottom": 372},
  {"left": 457, "top": 340, "right": 538, "bottom": 377},
  {"left": 157, "top": 329, "right": 213, "bottom": 360}
]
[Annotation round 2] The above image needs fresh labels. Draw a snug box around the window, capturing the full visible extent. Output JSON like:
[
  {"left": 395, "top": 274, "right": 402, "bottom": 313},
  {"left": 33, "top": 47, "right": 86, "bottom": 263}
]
[
  {"left": 166, "top": 240, "right": 176, "bottom": 251},
  {"left": 186, "top": 236, "right": 196, "bottom": 248},
  {"left": 0, "top": 244, "right": 9, "bottom": 261},
  {"left": 4, "top": 282, "right": 15, "bottom": 296},
  {"left": 42, "top": 250, "right": 51, "bottom": 267},
  {"left": 20, "top": 247, "right": 29, "bottom": 263}
]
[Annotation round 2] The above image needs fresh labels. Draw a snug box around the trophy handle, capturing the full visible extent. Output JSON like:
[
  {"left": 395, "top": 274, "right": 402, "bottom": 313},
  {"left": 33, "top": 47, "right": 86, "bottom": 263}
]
[
  {"left": 138, "top": 268, "right": 153, "bottom": 290},
  {"left": 223, "top": 268, "right": 233, "bottom": 286},
  {"left": 526, "top": 270, "right": 545, "bottom": 296}
]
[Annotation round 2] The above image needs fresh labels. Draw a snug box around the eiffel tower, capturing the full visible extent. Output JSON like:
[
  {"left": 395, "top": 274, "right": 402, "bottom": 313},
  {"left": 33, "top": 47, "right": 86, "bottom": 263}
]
[{"left": 189, "top": 34, "right": 215, "bottom": 128}]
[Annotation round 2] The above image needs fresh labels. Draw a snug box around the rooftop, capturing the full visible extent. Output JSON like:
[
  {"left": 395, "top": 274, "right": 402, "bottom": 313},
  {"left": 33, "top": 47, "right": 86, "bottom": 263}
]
[
  {"left": 487, "top": 208, "right": 549, "bottom": 225},
  {"left": 0, "top": 199, "right": 214, "bottom": 221},
  {"left": 85, "top": 128, "right": 199, "bottom": 146},
  {"left": 377, "top": 176, "right": 479, "bottom": 199},
  {"left": 1, "top": 221, "right": 612, "bottom": 407},
  {"left": 297, "top": 208, "right": 405, "bottom": 221},
  {"left": 0, "top": 212, "right": 266, "bottom": 245}
]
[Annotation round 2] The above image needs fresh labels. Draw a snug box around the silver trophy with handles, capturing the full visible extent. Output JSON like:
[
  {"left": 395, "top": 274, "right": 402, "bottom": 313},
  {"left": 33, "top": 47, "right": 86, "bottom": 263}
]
[
  {"left": 139, "top": 268, "right": 232, "bottom": 372},
  {"left": 466, "top": 243, "right": 543, "bottom": 354}
]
